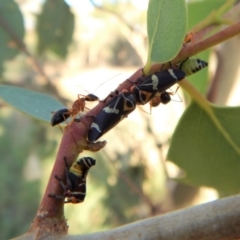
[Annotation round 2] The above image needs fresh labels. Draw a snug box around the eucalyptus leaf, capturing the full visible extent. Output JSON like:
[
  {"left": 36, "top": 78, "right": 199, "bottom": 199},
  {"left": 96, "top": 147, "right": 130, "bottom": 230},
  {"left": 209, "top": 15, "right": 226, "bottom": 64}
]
[
  {"left": 0, "top": 0, "right": 24, "bottom": 68},
  {"left": 36, "top": 0, "right": 74, "bottom": 57},
  {"left": 0, "top": 86, "right": 64, "bottom": 123},
  {"left": 168, "top": 101, "right": 240, "bottom": 194},
  {"left": 146, "top": 0, "right": 187, "bottom": 66}
]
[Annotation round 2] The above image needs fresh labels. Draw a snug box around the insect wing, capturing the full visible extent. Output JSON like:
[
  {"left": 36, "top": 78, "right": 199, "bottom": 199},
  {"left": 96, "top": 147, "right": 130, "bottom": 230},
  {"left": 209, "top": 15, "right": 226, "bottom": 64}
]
[
  {"left": 133, "top": 69, "right": 185, "bottom": 105},
  {"left": 138, "top": 69, "right": 185, "bottom": 92},
  {"left": 178, "top": 58, "right": 208, "bottom": 76},
  {"left": 77, "top": 157, "right": 96, "bottom": 180},
  {"left": 85, "top": 93, "right": 99, "bottom": 102},
  {"left": 68, "top": 172, "right": 81, "bottom": 190},
  {"left": 78, "top": 157, "right": 96, "bottom": 169},
  {"left": 66, "top": 157, "right": 96, "bottom": 203},
  {"left": 66, "top": 173, "right": 86, "bottom": 203},
  {"left": 88, "top": 92, "right": 136, "bottom": 142},
  {"left": 154, "top": 69, "right": 185, "bottom": 91}
]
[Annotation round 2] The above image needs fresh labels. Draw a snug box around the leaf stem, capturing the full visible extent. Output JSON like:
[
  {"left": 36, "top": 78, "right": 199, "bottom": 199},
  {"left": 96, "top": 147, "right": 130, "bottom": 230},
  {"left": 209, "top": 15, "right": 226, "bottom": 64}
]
[{"left": 191, "top": 0, "right": 235, "bottom": 33}]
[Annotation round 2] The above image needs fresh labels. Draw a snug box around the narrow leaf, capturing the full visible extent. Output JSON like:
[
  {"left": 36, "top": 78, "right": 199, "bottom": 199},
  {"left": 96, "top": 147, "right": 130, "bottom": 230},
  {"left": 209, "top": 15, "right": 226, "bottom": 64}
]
[{"left": 0, "top": 86, "right": 64, "bottom": 123}]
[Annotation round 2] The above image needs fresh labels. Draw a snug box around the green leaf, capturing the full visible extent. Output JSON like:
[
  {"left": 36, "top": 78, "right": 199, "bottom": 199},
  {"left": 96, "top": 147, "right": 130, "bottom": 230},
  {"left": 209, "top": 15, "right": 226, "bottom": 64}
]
[
  {"left": 0, "top": 0, "right": 24, "bottom": 70},
  {"left": 168, "top": 102, "right": 240, "bottom": 195},
  {"left": 146, "top": 0, "right": 187, "bottom": 68},
  {"left": 187, "top": 0, "right": 229, "bottom": 31},
  {"left": 36, "top": 0, "right": 74, "bottom": 58},
  {"left": 0, "top": 86, "right": 64, "bottom": 123}
]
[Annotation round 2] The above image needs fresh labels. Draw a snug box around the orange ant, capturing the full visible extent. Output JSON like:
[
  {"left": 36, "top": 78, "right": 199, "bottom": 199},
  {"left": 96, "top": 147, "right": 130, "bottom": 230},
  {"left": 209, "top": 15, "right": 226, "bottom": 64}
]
[
  {"left": 149, "top": 86, "right": 181, "bottom": 111},
  {"left": 51, "top": 73, "right": 124, "bottom": 126},
  {"left": 184, "top": 32, "right": 194, "bottom": 45},
  {"left": 51, "top": 93, "right": 99, "bottom": 126}
]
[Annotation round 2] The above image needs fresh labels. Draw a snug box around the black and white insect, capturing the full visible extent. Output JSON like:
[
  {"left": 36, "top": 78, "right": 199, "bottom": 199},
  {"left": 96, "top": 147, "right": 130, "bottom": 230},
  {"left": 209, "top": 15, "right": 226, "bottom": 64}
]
[
  {"left": 149, "top": 58, "right": 208, "bottom": 108},
  {"left": 177, "top": 57, "right": 208, "bottom": 76},
  {"left": 88, "top": 92, "right": 136, "bottom": 142},
  {"left": 130, "top": 69, "right": 185, "bottom": 105},
  {"left": 49, "top": 156, "right": 96, "bottom": 204},
  {"left": 87, "top": 69, "right": 186, "bottom": 142}
]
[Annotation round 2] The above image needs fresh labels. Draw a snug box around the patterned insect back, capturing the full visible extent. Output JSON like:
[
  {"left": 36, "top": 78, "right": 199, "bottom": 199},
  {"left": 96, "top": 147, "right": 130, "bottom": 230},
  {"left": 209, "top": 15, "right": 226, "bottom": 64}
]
[
  {"left": 88, "top": 69, "right": 186, "bottom": 142},
  {"left": 131, "top": 69, "right": 185, "bottom": 105},
  {"left": 177, "top": 57, "right": 208, "bottom": 76},
  {"left": 49, "top": 157, "right": 96, "bottom": 204},
  {"left": 65, "top": 157, "right": 96, "bottom": 203},
  {"left": 88, "top": 92, "right": 136, "bottom": 142}
]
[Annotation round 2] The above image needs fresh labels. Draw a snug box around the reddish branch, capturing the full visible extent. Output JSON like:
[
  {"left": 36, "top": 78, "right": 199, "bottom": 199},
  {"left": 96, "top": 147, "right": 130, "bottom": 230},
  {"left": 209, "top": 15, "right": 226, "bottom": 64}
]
[
  {"left": 149, "top": 20, "right": 240, "bottom": 74},
  {"left": 29, "top": 68, "right": 143, "bottom": 235}
]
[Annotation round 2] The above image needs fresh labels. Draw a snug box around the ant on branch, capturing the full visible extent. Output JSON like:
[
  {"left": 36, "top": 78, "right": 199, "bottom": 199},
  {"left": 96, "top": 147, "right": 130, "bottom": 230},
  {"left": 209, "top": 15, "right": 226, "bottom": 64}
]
[
  {"left": 51, "top": 93, "right": 99, "bottom": 126},
  {"left": 51, "top": 74, "right": 123, "bottom": 127}
]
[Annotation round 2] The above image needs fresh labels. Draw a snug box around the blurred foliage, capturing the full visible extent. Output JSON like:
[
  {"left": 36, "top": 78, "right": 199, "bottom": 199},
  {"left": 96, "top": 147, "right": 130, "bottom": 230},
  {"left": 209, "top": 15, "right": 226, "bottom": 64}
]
[
  {"left": 0, "top": 109, "right": 57, "bottom": 239},
  {"left": 186, "top": 0, "right": 228, "bottom": 94},
  {"left": 36, "top": 0, "right": 74, "bottom": 57},
  {"left": 0, "top": 0, "right": 24, "bottom": 75},
  {"left": 0, "top": 0, "right": 239, "bottom": 238},
  {"left": 168, "top": 102, "right": 240, "bottom": 194},
  {"left": 187, "top": 0, "right": 228, "bottom": 31},
  {"left": 108, "top": 36, "right": 142, "bottom": 66}
]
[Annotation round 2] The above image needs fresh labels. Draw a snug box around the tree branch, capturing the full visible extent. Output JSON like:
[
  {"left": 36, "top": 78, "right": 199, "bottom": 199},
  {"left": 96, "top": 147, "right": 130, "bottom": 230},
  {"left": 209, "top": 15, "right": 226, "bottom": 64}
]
[
  {"left": 66, "top": 194, "right": 240, "bottom": 240},
  {"left": 149, "top": 20, "right": 240, "bottom": 74},
  {"left": 27, "top": 68, "right": 144, "bottom": 236}
]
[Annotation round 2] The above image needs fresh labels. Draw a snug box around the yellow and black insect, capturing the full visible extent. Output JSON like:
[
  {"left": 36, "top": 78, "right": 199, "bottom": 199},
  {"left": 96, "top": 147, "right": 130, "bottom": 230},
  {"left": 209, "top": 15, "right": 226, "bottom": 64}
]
[
  {"left": 177, "top": 57, "right": 208, "bottom": 76},
  {"left": 49, "top": 156, "right": 96, "bottom": 203}
]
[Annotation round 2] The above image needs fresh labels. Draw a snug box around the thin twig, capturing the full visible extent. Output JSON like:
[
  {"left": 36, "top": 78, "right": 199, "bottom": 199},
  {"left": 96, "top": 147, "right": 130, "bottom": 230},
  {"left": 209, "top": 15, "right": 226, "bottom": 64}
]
[
  {"left": 89, "top": 0, "right": 136, "bottom": 34},
  {"left": 149, "top": 20, "right": 240, "bottom": 74}
]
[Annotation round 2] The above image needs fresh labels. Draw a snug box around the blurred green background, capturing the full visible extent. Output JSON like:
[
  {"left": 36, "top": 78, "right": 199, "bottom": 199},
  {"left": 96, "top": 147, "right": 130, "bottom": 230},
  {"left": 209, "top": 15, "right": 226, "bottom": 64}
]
[{"left": 1, "top": 0, "right": 239, "bottom": 239}]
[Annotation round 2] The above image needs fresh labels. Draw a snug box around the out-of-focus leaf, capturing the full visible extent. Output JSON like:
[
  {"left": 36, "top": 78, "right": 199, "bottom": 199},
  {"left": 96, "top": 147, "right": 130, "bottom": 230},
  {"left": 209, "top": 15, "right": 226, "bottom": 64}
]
[
  {"left": 36, "top": 0, "right": 74, "bottom": 58},
  {"left": 186, "top": 0, "right": 232, "bottom": 95},
  {"left": 0, "top": 86, "right": 64, "bottom": 123},
  {"left": 168, "top": 101, "right": 240, "bottom": 195},
  {"left": 0, "top": 0, "right": 24, "bottom": 73},
  {"left": 146, "top": 0, "right": 187, "bottom": 66},
  {"left": 187, "top": 0, "right": 229, "bottom": 31}
]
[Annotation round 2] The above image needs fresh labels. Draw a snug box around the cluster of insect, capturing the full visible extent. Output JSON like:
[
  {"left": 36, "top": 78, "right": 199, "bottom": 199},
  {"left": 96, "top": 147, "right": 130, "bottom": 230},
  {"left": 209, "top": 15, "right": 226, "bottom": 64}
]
[{"left": 50, "top": 35, "right": 208, "bottom": 203}]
